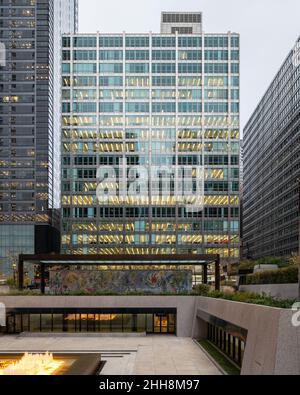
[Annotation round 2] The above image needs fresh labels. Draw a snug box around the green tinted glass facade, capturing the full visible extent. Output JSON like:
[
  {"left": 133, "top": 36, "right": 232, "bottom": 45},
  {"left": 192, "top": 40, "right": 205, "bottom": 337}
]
[{"left": 61, "top": 30, "right": 240, "bottom": 261}]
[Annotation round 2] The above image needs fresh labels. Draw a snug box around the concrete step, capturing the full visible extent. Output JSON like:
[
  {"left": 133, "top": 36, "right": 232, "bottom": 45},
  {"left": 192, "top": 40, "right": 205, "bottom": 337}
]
[{"left": 18, "top": 332, "right": 146, "bottom": 338}]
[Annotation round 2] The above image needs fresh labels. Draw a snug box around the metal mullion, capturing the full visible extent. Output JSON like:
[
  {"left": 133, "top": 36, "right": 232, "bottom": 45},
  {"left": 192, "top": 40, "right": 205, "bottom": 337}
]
[
  {"left": 175, "top": 32, "right": 179, "bottom": 254},
  {"left": 232, "top": 336, "right": 236, "bottom": 361},
  {"left": 122, "top": 31, "right": 126, "bottom": 252},
  {"left": 149, "top": 32, "right": 153, "bottom": 253},
  {"left": 96, "top": 32, "right": 100, "bottom": 251},
  {"left": 227, "top": 31, "right": 233, "bottom": 262},
  {"left": 238, "top": 338, "right": 242, "bottom": 366},
  {"left": 201, "top": 31, "right": 206, "bottom": 255}
]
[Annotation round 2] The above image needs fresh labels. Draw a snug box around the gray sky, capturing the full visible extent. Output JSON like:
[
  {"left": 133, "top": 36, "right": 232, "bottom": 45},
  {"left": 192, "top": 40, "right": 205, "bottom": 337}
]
[{"left": 79, "top": 0, "right": 300, "bottom": 131}]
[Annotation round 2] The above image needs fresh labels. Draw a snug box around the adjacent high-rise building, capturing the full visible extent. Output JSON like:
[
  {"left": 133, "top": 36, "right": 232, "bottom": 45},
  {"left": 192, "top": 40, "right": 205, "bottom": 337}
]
[
  {"left": 0, "top": 0, "right": 78, "bottom": 275},
  {"left": 243, "top": 37, "right": 300, "bottom": 258},
  {"left": 61, "top": 12, "right": 240, "bottom": 262}
]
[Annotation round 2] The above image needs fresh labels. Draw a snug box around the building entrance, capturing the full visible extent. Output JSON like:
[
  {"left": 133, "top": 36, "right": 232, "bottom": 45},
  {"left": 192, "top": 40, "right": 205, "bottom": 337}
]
[{"left": 4, "top": 309, "right": 177, "bottom": 335}]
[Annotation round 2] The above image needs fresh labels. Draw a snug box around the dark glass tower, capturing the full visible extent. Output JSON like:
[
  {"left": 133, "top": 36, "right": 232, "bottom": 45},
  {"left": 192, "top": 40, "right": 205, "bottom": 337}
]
[
  {"left": 0, "top": 0, "right": 78, "bottom": 275},
  {"left": 243, "top": 37, "right": 300, "bottom": 258}
]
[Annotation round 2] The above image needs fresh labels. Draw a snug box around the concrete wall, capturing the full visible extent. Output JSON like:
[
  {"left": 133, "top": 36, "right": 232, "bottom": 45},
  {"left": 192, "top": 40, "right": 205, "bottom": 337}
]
[
  {"left": 275, "top": 309, "right": 300, "bottom": 374},
  {"left": 239, "top": 284, "right": 298, "bottom": 300},
  {"left": 0, "top": 286, "right": 9, "bottom": 295},
  {"left": 0, "top": 296, "right": 197, "bottom": 338},
  {"left": 195, "top": 297, "right": 300, "bottom": 375},
  {"left": 1, "top": 295, "right": 299, "bottom": 375}
]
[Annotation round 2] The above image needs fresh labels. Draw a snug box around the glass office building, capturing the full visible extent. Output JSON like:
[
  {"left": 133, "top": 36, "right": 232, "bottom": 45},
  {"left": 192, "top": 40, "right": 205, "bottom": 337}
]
[
  {"left": 0, "top": 0, "right": 78, "bottom": 275},
  {"left": 61, "top": 13, "right": 240, "bottom": 262},
  {"left": 243, "top": 37, "right": 300, "bottom": 258}
]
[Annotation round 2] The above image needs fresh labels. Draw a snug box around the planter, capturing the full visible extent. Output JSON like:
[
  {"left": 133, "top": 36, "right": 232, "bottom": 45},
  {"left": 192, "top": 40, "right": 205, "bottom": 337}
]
[{"left": 239, "top": 284, "right": 298, "bottom": 300}]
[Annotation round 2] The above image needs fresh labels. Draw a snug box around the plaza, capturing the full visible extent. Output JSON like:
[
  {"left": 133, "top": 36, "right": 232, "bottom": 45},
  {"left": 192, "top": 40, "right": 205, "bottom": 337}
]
[
  {"left": 0, "top": 334, "right": 220, "bottom": 375},
  {"left": 1, "top": 294, "right": 299, "bottom": 375}
]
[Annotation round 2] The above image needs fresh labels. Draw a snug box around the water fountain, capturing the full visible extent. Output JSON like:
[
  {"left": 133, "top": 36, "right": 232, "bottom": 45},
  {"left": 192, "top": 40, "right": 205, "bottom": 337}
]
[
  {"left": 0, "top": 352, "right": 103, "bottom": 375},
  {"left": 0, "top": 352, "right": 64, "bottom": 376}
]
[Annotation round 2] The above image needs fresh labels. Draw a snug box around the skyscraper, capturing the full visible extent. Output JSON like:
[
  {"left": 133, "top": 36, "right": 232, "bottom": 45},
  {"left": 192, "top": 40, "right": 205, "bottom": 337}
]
[
  {"left": 0, "top": 0, "right": 78, "bottom": 275},
  {"left": 243, "top": 37, "right": 300, "bottom": 258},
  {"left": 61, "top": 12, "right": 240, "bottom": 262}
]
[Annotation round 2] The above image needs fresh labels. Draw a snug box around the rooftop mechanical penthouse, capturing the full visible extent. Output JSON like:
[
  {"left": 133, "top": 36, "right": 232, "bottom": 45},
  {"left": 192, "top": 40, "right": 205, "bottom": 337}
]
[{"left": 61, "top": 12, "right": 240, "bottom": 262}]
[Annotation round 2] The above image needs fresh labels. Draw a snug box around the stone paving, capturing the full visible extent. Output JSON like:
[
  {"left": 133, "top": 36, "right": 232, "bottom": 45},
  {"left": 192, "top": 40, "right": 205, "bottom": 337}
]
[{"left": 0, "top": 335, "right": 221, "bottom": 375}]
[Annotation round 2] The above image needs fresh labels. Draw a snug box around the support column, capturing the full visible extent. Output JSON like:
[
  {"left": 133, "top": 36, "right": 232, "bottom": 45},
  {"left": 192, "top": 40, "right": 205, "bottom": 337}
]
[
  {"left": 18, "top": 256, "right": 24, "bottom": 291},
  {"left": 41, "top": 264, "right": 45, "bottom": 295},
  {"left": 215, "top": 256, "right": 221, "bottom": 291},
  {"left": 203, "top": 264, "right": 208, "bottom": 284},
  {"left": 238, "top": 339, "right": 242, "bottom": 367}
]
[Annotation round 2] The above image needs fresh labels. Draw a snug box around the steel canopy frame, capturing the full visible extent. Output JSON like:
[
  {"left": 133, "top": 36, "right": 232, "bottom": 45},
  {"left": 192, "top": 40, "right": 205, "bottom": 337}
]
[{"left": 18, "top": 253, "right": 221, "bottom": 294}]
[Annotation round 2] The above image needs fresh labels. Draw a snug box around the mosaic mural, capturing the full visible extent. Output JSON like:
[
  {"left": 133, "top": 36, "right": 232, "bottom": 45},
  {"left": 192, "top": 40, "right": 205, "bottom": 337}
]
[{"left": 49, "top": 269, "right": 193, "bottom": 295}]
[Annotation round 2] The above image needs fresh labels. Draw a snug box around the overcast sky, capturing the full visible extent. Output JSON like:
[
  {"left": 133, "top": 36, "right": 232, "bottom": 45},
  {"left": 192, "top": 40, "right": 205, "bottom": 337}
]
[{"left": 78, "top": 0, "right": 300, "bottom": 131}]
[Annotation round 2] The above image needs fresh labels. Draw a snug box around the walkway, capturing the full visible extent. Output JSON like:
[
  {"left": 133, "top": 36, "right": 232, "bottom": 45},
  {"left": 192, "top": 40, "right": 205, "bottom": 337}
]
[{"left": 0, "top": 335, "right": 221, "bottom": 375}]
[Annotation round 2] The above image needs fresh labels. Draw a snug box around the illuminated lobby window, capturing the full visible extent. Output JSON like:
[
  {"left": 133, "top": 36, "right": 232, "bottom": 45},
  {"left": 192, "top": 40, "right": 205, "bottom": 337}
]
[{"left": 6, "top": 311, "right": 177, "bottom": 335}]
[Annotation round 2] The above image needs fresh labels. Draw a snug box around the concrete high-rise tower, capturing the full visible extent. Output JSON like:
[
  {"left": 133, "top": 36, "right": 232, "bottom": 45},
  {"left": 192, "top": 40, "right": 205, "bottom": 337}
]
[
  {"left": 0, "top": 0, "right": 78, "bottom": 275},
  {"left": 243, "top": 37, "right": 300, "bottom": 258}
]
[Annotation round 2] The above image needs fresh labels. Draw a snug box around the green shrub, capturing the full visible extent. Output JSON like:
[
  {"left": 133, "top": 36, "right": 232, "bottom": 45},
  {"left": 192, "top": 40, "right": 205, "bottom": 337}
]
[
  {"left": 6, "top": 278, "right": 16, "bottom": 287},
  {"left": 255, "top": 256, "right": 288, "bottom": 268},
  {"left": 201, "top": 290, "right": 295, "bottom": 309},
  {"left": 8, "top": 289, "right": 40, "bottom": 296},
  {"left": 238, "top": 260, "right": 256, "bottom": 271},
  {"left": 198, "top": 340, "right": 240, "bottom": 375},
  {"left": 208, "top": 290, "right": 224, "bottom": 299},
  {"left": 246, "top": 265, "right": 298, "bottom": 285},
  {"left": 238, "top": 257, "right": 289, "bottom": 272},
  {"left": 192, "top": 284, "right": 211, "bottom": 296}
]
